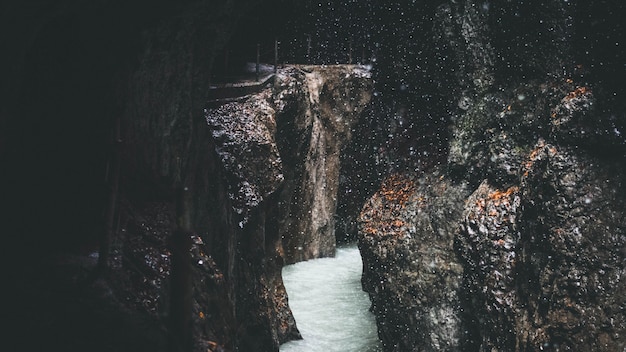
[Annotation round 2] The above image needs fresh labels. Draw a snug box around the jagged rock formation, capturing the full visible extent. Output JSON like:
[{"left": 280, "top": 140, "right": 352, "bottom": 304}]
[
  {"left": 205, "top": 88, "right": 284, "bottom": 228},
  {"left": 359, "top": 172, "right": 472, "bottom": 351},
  {"left": 517, "top": 143, "right": 625, "bottom": 350},
  {"left": 206, "top": 66, "right": 372, "bottom": 266},
  {"left": 458, "top": 181, "right": 523, "bottom": 350},
  {"left": 201, "top": 64, "right": 371, "bottom": 347},
  {"left": 204, "top": 85, "right": 297, "bottom": 351},
  {"left": 273, "top": 66, "right": 373, "bottom": 263},
  {"left": 357, "top": 1, "right": 626, "bottom": 351},
  {"left": 201, "top": 64, "right": 371, "bottom": 348}
]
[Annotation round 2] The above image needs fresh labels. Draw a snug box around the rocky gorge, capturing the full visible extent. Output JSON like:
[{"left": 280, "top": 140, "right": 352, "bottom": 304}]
[
  {"left": 3, "top": 1, "right": 373, "bottom": 351},
  {"left": 3, "top": 0, "right": 625, "bottom": 351}
]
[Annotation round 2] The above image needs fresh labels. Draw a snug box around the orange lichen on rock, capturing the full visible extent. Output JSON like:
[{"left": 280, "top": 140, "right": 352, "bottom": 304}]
[
  {"left": 379, "top": 174, "right": 416, "bottom": 206},
  {"left": 564, "top": 86, "right": 590, "bottom": 101},
  {"left": 476, "top": 186, "right": 520, "bottom": 208},
  {"left": 494, "top": 239, "right": 506, "bottom": 247},
  {"left": 359, "top": 173, "right": 422, "bottom": 240},
  {"left": 523, "top": 142, "right": 557, "bottom": 177},
  {"left": 391, "top": 219, "right": 405, "bottom": 228},
  {"left": 548, "top": 146, "right": 557, "bottom": 156},
  {"left": 207, "top": 340, "right": 227, "bottom": 352},
  {"left": 488, "top": 186, "right": 519, "bottom": 202},
  {"left": 362, "top": 225, "right": 379, "bottom": 235},
  {"left": 528, "top": 141, "right": 546, "bottom": 160},
  {"left": 475, "top": 198, "right": 486, "bottom": 210}
]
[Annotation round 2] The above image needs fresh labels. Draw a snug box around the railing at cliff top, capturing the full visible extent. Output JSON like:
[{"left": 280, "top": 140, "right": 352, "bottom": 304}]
[
  {"left": 211, "top": 37, "right": 373, "bottom": 83},
  {"left": 206, "top": 74, "right": 276, "bottom": 107},
  {"left": 207, "top": 38, "right": 373, "bottom": 105}
]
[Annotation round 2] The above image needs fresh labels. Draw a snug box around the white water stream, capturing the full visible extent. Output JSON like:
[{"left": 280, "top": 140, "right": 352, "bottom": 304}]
[{"left": 279, "top": 244, "right": 382, "bottom": 352}]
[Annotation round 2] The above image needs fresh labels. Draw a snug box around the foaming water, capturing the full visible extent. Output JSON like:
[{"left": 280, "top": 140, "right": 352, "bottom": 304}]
[{"left": 279, "top": 244, "right": 382, "bottom": 352}]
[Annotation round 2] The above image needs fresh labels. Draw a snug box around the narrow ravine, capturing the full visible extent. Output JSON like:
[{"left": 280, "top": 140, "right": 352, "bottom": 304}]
[{"left": 279, "top": 244, "right": 382, "bottom": 352}]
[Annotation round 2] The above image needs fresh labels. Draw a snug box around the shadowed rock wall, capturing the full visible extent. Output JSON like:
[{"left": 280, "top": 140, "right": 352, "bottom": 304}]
[
  {"left": 357, "top": 1, "right": 626, "bottom": 351},
  {"left": 3, "top": 2, "right": 359, "bottom": 352}
]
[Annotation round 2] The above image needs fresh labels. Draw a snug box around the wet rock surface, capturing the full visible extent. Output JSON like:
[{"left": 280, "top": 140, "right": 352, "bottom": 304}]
[
  {"left": 5, "top": 1, "right": 625, "bottom": 351},
  {"left": 357, "top": 0, "right": 626, "bottom": 351},
  {"left": 360, "top": 89, "right": 626, "bottom": 352},
  {"left": 458, "top": 181, "right": 523, "bottom": 350},
  {"left": 516, "top": 143, "right": 626, "bottom": 350},
  {"left": 455, "top": 141, "right": 626, "bottom": 351},
  {"left": 202, "top": 64, "right": 372, "bottom": 348},
  {"left": 205, "top": 88, "right": 284, "bottom": 228},
  {"left": 273, "top": 65, "right": 372, "bottom": 263},
  {"left": 359, "top": 172, "right": 472, "bottom": 351}
]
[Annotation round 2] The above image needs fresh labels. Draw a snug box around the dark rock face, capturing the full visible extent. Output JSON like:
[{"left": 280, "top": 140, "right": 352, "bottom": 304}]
[
  {"left": 456, "top": 142, "right": 626, "bottom": 351},
  {"left": 358, "top": 0, "right": 626, "bottom": 351},
  {"left": 204, "top": 87, "right": 297, "bottom": 351},
  {"left": 4, "top": 1, "right": 266, "bottom": 351},
  {"left": 458, "top": 181, "right": 523, "bottom": 350},
  {"left": 517, "top": 143, "right": 625, "bottom": 350},
  {"left": 359, "top": 172, "right": 472, "bottom": 351},
  {"left": 206, "top": 89, "right": 284, "bottom": 228}
]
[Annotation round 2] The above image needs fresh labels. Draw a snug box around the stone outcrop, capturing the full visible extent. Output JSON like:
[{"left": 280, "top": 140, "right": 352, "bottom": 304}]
[
  {"left": 359, "top": 172, "right": 472, "bottom": 351},
  {"left": 455, "top": 139, "right": 626, "bottom": 351},
  {"left": 203, "top": 85, "right": 297, "bottom": 351},
  {"left": 457, "top": 181, "right": 523, "bottom": 350},
  {"left": 205, "top": 88, "right": 284, "bottom": 228},
  {"left": 273, "top": 65, "right": 372, "bottom": 263},
  {"left": 202, "top": 64, "right": 371, "bottom": 348},
  {"left": 357, "top": 1, "right": 626, "bottom": 351},
  {"left": 516, "top": 143, "right": 625, "bottom": 350},
  {"left": 360, "top": 89, "right": 626, "bottom": 352}
]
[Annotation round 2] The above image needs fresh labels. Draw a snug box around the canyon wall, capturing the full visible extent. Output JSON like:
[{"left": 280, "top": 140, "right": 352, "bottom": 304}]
[
  {"left": 357, "top": 0, "right": 626, "bottom": 351},
  {"left": 203, "top": 65, "right": 371, "bottom": 349},
  {"left": 273, "top": 66, "right": 372, "bottom": 263}
]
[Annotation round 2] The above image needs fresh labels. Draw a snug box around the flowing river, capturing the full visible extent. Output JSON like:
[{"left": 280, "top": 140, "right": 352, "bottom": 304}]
[{"left": 279, "top": 244, "right": 382, "bottom": 352}]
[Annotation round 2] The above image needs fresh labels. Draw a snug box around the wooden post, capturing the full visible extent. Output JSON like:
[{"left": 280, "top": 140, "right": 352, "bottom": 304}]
[
  {"left": 361, "top": 45, "right": 365, "bottom": 65},
  {"left": 95, "top": 114, "right": 121, "bottom": 277},
  {"left": 274, "top": 38, "right": 278, "bottom": 73},
  {"left": 224, "top": 50, "right": 229, "bottom": 77},
  {"left": 348, "top": 38, "right": 353, "bottom": 65},
  {"left": 306, "top": 34, "right": 311, "bottom": 64},
  {"left": 168, "top": 184, "right": 193, "bottom": 352},
  {"left": 256, "top": 43, "right": 260, "bottom": 82}
]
